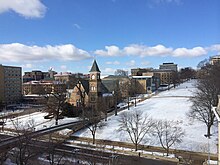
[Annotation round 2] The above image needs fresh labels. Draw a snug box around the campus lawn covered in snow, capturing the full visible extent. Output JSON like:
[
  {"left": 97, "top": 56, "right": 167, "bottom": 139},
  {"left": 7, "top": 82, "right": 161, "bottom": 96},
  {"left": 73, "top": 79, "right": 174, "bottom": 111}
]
[
  {"left": 4, "top": 111, "right": 79, "bottom": 132},
  {"left": 74, "top": 80, "right": 218, "bottom": 153}
]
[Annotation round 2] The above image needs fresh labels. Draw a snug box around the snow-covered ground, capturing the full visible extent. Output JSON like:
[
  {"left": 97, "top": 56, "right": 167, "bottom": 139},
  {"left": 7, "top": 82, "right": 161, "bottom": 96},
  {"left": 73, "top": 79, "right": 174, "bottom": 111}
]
[
  {"left": 74, "top": 80, "right": 218, "bottom": 153},
  {"left": 1, "top": 80, "right": 218, "bottom": 154},
  {"left": 4, "top": 111, "right": 79, "bottom": 131}
]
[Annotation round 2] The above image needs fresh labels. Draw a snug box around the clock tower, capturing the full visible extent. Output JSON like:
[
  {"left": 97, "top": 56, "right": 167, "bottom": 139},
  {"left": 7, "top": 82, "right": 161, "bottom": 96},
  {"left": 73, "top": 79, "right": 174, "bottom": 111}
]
[{"left": 89, "top": 60, "right": 102, "bottom": 111}]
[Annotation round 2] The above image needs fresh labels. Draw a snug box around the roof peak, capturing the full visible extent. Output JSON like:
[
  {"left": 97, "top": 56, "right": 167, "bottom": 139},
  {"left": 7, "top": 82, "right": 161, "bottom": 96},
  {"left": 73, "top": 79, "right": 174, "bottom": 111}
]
[{"left": 89, "top": 60, "right": 101, "bottom": 72}]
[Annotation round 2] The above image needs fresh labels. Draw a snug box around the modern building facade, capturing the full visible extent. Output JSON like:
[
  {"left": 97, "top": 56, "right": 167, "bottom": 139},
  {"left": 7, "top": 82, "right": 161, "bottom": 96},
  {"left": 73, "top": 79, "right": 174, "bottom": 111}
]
[
  {"left": 153, "top": 69, "right": 175, "bottom": 85},
  {"left": 210, "top": 55, "right": 220, "bottom": 65},
  {"left": 159, "top": 62, "right": 178, "bottom": 72},
  {"left": 132, "top": 75, "right": 160, "bottom": 94},
  {"left": 0, "top": 64, "right": 22, "bottom": 104},
  {"left": 131, "top": 68, "right": 153, "bottom": 76}
]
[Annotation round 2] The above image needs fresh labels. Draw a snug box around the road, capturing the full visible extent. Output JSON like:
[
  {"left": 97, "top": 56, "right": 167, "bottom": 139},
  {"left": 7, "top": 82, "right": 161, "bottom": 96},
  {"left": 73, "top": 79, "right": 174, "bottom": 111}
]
[
  {"left": 0, "top": 120, "right": 84, "bottom": 151},
  {"left": 27, "top": 140, "right": 177, "bottom": 165}
]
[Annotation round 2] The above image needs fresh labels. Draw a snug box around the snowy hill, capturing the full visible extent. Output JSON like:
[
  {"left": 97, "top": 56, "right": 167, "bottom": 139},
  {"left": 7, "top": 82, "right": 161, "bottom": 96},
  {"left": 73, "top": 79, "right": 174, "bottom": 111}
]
[{"left": 74, "top": 80, "right": 218, "bottom": 153}]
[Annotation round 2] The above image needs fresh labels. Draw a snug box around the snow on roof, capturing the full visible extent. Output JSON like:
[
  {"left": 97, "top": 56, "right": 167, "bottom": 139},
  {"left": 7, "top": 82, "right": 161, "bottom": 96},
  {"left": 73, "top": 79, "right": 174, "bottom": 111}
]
[
  {"left": 103, "top": 93, "right": 113, "bottom": 97},
  {"left": 132, "top": 76, "right": 153, "bottom": 79},
  {"left": 23, "top": 80, "right": 64, "bottom": 85}
]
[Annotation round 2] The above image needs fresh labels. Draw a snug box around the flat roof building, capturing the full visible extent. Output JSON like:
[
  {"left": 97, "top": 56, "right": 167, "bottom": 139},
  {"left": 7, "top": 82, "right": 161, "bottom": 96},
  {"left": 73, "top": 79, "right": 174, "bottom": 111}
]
[
  {"left": 0, "top": 64, "right": 22, "bottom": 105},
  {"left": 159, "top": 62, "right": 178, "bottom": 72}
]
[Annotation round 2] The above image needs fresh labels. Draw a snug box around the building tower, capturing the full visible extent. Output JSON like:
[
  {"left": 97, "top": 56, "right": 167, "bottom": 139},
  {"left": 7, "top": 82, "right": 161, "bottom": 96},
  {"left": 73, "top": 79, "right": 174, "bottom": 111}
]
[{"left": 89, "top": 60, "right": 102, "bottom": 111}]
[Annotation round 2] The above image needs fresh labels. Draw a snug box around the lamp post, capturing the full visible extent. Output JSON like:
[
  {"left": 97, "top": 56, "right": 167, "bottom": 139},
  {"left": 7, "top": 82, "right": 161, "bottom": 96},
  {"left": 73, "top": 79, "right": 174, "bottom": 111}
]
[
  {"left": 212, "top": 106, "right": 220, "bottom": 165},
  {"left": 204, "top": 134, "right": 211, "bottom": 165},
  {"left": 112, "top": 91, "right": 117, "bottom": 116},
  {"left": 212, "top": 95, "right": 220, "bottom": 165}
]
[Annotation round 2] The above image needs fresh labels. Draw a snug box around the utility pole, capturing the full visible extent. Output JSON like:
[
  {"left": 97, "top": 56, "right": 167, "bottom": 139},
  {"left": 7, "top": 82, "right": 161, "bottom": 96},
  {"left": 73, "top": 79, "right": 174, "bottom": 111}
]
[{"left": 212, "top": 95, "right": 220, "bottom": 165}]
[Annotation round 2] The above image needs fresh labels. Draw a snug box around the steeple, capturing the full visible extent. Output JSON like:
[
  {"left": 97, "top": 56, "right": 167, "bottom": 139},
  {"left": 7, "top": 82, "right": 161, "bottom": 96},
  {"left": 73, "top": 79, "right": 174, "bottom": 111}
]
[{"left": 90, "top": 60, "right": 101, "bottom": 73}]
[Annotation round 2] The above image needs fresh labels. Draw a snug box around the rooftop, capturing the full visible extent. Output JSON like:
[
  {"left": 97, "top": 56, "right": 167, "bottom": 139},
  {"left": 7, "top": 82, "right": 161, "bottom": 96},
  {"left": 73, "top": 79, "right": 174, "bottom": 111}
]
[{"left": 89, "top": 60, "right": 101, "bottom": 72}]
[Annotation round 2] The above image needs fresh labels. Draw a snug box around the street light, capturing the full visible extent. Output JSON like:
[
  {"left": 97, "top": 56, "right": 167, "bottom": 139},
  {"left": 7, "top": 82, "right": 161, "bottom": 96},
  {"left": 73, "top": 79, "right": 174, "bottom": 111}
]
[
  {"left": 112, "top": 91, "right": 117, "bottom": 116},
  {"left": 212, "top": 106, "right": 220, "bottom": 165},
  {"left": 204, "top": 134, "right": 211, "bottom": 165},
  {"left": 212, "top": 95, "right": 220, "bottom": 165}
]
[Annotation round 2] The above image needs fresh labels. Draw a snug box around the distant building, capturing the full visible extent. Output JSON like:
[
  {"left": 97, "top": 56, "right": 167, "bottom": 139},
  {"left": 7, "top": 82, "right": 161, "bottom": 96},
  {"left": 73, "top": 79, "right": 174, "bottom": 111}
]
[
  {"left": 210, "top": 55, "right": 220, "bottom": 65},
  {"left": 54, "top": 72, "right": 86, "bottom": 89},
  {"left": 153, "top": 69, "right": 175, "bottom": 85},
  {"left": 102, "top": 75, "right": 130, "bottom": 98},
  {"left": 0, "top": 64, "right": 22, "bottom": 104},
  {"left": 131, "top": 68, "right": 153, "bottom": 76},
  {"left": 159, "top": 62, "right": 178, "bottom": 72},
  {"left": 23, "top": 80, "right": 66, "bottom": 95},
  {"left": 23, "top": 69, "right": 57, "bottom": 83},
  {"left": 132, "top": 75, "right": 160, "bottom": 94}
]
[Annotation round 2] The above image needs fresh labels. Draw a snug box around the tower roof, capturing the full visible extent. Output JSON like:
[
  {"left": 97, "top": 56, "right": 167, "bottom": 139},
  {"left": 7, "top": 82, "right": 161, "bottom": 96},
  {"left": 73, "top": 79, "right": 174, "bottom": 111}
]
[{"left": 89, "top": 60, "right": 101, "bottom": 72}]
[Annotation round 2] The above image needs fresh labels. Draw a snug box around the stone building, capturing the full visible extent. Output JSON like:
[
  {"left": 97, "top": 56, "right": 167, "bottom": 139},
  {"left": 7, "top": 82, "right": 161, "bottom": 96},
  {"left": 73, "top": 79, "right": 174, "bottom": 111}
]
[
  {"left": 23, "top": 80, "right": 66, "bottom": 95},
  {"left": 23, "top": 69, "right": 57, "bottom": 83},
  {"left": 68, "top": 60, "right": 114, "bottom": 111},
  {"left": 54, "top": 72, "right": 87, "bottom": 89}
]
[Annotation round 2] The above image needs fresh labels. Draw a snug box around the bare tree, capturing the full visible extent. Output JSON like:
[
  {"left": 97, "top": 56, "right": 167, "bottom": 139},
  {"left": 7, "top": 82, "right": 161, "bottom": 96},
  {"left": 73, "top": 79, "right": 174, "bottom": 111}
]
[
  {"left": 118, "top": 110, "right": 153, "bottom": 151},
  {"left": 100, "top": 96, "right": 108, "bottom": 121},
  {"left": 120, "top": 80, "right": 136, "bottom": 110},
  {"left": 46, "top": 93, "right": 66, "bottom": 125},
  {"left": 0, "top": 151, "right": 8, "bottom": 165},
  {"left": 188, "top": 64, "right": 220, "bottom": 137},
  {"left": 83, "top": 107, "right": 106, "bottom": 144},
  {"left": 74, "top": 80, "right": 87, "bottom": 122},
  {"left": 46, "top": 133, "right": 66, "bottom": 165},
  {"left": 114, "top": 69, "right": 128, "bottom": 76},
  {"left": 153, "top": 120, "right": 184, "bottom": 156},
  {"left": 112, "top": 84, "right": 122, "bottom": 116},
  {"left": 179, "top": 67, "right": 196, "bottom": 82},
  {"left": 11, "top": 118, "right": 40, "bottom": 165},
  {"left": 0, "top": 114, "right": 7, "bottom": 132}
]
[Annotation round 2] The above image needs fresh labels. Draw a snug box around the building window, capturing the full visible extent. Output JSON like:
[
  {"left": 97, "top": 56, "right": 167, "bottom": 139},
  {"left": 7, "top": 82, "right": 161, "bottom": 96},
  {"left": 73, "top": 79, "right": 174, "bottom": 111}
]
[{"left": 91, "top": 97, "right": 96, "bottom": 102}]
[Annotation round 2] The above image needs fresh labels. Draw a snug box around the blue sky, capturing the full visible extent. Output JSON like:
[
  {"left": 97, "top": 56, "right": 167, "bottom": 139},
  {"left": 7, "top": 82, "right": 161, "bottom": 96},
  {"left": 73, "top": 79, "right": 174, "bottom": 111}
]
[{"left": 0, "top": 0, "right": 219, "bottom": 76}]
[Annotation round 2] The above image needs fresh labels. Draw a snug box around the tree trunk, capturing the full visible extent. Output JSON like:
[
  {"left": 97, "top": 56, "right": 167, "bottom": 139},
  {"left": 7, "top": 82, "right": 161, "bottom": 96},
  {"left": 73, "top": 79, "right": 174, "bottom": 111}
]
[
  {"left": 127, "top": 97, "right": 130, "bottom": 110},
  {"left": 92, "top": 133, "right": 95, "bottom": 144},
  {"left": 135, "top": 143, "right": 138, "bottom": 151},
  {"left": 207, "top": 124, "right": 212, "bottom": 137},
  {"left": 134, "top": 97, "right": 136, "bottom": 107},
  {"left": 115, "top": 99, "right": 117, "bottom": 116},
  {"left": 166, "top": 148, "right": 169, "bottom": 156}
]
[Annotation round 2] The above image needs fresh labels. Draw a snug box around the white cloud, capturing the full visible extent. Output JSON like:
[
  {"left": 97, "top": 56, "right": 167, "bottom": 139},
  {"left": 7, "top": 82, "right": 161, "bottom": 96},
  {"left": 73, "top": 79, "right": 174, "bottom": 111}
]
[
  {"left": 0, "top": 43, "right": 91, "bottom": 62},
  {"left": 153, "top": 0, "right": 182, "bottom": 5},
  {"left": 0, "top": 0, "right": 46, "bottom": 18},
  {"left": 208, "top": 44, "right": 220, "bottom": 52},
  {"left": 73, "top": 23, "right": 81, "bottom": 29},
  {"left": 94, "top": 45, "right": 123, "bottom": 57},
  {"left": 126, "top": 60, "right": 136, "bottom": 67},
  {"left": 141, "top": 61, "right": 150, "bottom": 66},
  {"left": 124, "top": 44, "right": 173, "bottom": 57},
  {"left": 102, "top": 67, "right": 116, "bottom": 76},
  {"left": 106, "top": 61, "right": 120, "bottom": 65},
  {"left": 60, "top": 65, "right": 67, "bottom": 70},
  {"left": 95, "top": 44, "right": 220, "bottom": 58},
  {"left": 172, "top": 47, "right": 207, "bottom": 57},
  {"left": 21, "top": 63, "right": 34, "bottom": 69}
]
